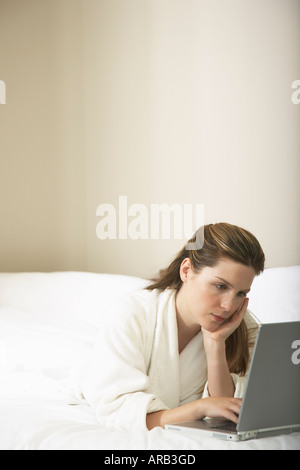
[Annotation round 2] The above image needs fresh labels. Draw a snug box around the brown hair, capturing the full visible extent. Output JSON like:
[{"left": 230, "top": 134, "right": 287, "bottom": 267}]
[{"left": 147, "top": 222, "right": 265, "bottom": 376}]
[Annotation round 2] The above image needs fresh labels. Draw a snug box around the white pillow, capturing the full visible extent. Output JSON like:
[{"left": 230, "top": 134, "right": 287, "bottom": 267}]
[
  {"left": 0, "top": 305, "right": 92, "bottom": 376},
  {"left": 0, "top": 272, "right": 147, "bottom": 377},
  {"left": 248, "top": 266, "right": 300, "bottom": 323},
  {"left": 0, "top": 271, "right": 147, "bottom": 328}
]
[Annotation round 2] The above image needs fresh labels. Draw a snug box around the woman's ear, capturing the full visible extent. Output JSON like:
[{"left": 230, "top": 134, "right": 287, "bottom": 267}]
[{"left": 179, "top": 258, "right": 193, "bottom": 282}]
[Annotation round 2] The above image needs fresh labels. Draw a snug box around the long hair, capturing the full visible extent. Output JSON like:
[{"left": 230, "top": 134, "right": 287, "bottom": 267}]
[{"left": 147, "top": 222, "right": 265, "bottom": 376}]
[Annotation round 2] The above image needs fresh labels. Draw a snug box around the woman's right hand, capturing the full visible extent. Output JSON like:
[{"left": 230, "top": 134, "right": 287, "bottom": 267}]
[
  {"left": 146, "top": 396, "right": 242, "bottom": 430},
  {"left": 199, "top": 397, "right": 242, "bottom": 424}
]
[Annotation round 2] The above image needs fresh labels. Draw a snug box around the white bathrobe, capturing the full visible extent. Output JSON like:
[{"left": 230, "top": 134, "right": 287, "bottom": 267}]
[{"left": 81, "top": 288, "right": 257, "bottom": 431}]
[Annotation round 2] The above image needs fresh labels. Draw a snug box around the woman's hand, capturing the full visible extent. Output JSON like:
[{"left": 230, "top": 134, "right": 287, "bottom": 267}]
[
  {"left": 146, "top": 396, "right": 242, "bottom": 430},
  {"left": 200, "top": 397, "right": 242, "bottom": 424},
  {"left": 203, "top": 297, "right": 249, "bottom": 344},
  {"left": 200, "top": 298, "right": 249, "bottom": 398}
]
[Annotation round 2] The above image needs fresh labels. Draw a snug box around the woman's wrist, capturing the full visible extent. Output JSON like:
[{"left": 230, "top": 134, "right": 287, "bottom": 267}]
[
  {"left": 203, "top": 336, "right": 235, "bottom": 397},
  {"left": 146, "top": 396, "right": 242, "bottom": 430},
  {"left": 204, "top": 337, "right": 227, "bottom": 366},
  {"left": 146, "top": 400, "right": 205, "bottom": 430}
]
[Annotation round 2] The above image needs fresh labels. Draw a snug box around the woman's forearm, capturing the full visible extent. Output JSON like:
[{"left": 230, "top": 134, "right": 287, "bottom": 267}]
[
  {"left": 205, "top": 338, "right": 235, "bottom": 397},
  {"left": 146, "top": 401, "right": 202, "bottom": 430},
  {"left": 146, "top": 396, "right": 242, "bottom": 430}
]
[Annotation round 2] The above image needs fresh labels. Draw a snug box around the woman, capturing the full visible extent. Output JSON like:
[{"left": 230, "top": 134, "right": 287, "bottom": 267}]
[{"left": 81, "top": 223, "right": 265, "bottom": 431}]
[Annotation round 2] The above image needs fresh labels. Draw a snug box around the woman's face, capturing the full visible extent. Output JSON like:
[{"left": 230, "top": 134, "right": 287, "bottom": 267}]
[{"left": 177, "top": 257, "right": 256, "bottom": 332}]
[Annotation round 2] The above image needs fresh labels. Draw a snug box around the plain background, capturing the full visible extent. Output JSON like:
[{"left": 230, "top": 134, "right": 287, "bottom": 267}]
[{"left": 0, "top": 0, "right": 299, "bottom": 278}]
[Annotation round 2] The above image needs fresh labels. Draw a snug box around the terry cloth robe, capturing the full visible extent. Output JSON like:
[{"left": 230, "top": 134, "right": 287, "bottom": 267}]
[{"left": 81, "top": 288, "right": 258, "bottom": 431}]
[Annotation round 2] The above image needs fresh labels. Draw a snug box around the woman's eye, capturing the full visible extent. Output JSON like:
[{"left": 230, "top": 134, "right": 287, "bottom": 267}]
[
  {"left": 215, "top": 284, "right": 226, "bottom": 290},
  {"left": 215, "top": 284, "right": 247, "bottom": 297},
  {"left": 237, "top": 291, "right": 246, "bottom": 297}
]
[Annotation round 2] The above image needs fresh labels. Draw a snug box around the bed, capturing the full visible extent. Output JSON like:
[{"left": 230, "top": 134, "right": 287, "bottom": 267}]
[{"left": 0, "top": 266, "right": 299, "bottom": 450}]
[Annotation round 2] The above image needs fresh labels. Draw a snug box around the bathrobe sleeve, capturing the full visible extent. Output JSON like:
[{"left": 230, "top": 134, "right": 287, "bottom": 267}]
[
  {"left": 80, "top": 295, "right": 169, "bottom": 431},
  {"left": 201, "top": 310, "right": 259, "bottom": 399}
]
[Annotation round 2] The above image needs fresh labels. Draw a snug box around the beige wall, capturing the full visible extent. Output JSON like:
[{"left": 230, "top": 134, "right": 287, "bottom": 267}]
[
  {"left": 0, "top": 0, "right": 86, "bottom": 271},
  {"left": 1, "top": 0, "right": 299, "bottom": 278}
]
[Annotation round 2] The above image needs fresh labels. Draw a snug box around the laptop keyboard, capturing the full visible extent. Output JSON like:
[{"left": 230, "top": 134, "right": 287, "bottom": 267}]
[
  {"left": 205, "top": 418, "right": 237, "bottom": 431},
  {"left": 215, "top": 422, "right": 237, "bottom": 431}
]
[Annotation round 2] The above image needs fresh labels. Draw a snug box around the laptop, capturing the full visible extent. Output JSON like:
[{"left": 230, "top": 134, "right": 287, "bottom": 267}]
[{"left": 166, "top": 321, "right": 300, "bottom": 441}]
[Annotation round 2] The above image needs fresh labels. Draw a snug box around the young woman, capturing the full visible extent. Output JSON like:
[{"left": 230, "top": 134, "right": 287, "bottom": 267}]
[{"left": 81, "top": 223, "right": 265, "bottom": 431}]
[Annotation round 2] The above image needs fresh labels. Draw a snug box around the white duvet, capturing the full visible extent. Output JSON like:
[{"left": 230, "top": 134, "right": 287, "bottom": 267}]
[{"left": 0, "top": 268, "right": 299, "bottom": 450}]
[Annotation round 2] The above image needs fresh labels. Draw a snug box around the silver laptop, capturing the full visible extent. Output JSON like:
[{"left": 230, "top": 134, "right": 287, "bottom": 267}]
[{"left": 166, "top": 321, "right": 300, "bottom": 441}]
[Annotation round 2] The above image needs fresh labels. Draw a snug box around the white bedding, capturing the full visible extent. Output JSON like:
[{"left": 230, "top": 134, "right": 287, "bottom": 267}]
[{"left": 0, "top": 268, "right": 299, "bottom": 450}]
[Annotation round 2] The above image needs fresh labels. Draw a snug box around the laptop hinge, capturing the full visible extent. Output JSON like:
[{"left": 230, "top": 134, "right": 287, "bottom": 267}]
[{"left": 240, "top": 430, "right": 258, "bottom": 440}]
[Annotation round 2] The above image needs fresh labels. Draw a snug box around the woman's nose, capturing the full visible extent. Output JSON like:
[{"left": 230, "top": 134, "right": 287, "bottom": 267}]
[{"left": 220, "top": 293, "right": 235, "bottom": 312}]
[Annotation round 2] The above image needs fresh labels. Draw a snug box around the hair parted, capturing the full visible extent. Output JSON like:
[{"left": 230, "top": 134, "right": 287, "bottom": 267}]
[{"left": 147, "top": 222, "right": 265, "bottom": 376}]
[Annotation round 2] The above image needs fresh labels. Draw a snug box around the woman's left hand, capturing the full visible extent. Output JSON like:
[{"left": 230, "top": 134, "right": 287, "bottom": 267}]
[{"left": 202, "top": 297, "right": 249, "bottom": 344}]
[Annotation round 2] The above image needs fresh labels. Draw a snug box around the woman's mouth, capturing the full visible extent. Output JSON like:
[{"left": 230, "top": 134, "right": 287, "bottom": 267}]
[{"left": 210, "top": 313, "right": 225, "bottom": 323}]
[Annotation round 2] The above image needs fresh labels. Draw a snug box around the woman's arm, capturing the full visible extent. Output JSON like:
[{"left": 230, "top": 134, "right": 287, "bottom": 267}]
[
  {"left": 204, "top": 339, "right": 235, "bottom": 397},
  {"left": 146, "top": 396, "right": 242, "bottom": 430},
  {"left": 202, "top": 298, "right": 249, "bottom": 397}
]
